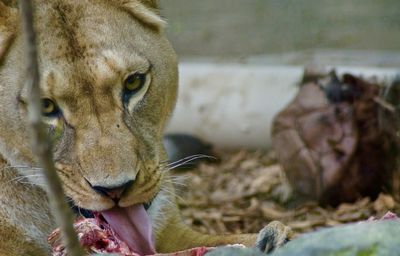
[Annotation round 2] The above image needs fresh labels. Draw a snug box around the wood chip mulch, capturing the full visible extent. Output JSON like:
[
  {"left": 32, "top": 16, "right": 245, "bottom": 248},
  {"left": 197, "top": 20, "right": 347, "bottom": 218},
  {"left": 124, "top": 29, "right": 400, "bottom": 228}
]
[{"left": 172, "top": 150, "right": 400, "bottom": 237}]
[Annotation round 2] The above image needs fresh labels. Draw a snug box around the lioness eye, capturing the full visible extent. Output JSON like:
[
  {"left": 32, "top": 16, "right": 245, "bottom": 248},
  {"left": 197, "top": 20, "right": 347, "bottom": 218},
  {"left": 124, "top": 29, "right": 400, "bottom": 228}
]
[
  {"left": 123, "top": 72, "right": 146, "bottom": 102},
  {"left": 42, "top": 99, "right": 60, "bottom": 117},
  {"left": 124, "top": 73, "right": 145, "bottom": 91}
]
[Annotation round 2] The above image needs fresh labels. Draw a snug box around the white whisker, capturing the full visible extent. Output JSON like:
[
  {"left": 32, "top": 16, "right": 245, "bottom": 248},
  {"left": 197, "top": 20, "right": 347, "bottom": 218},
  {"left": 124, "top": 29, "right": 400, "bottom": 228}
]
[
  {"left": 160, "top": 185, "right": 186, "bottom": 203},
  {"left": 165, "top": 155, "right": 216, "bottom": 171},
  {"left": 7, "top": 165, "right": 43, "bottom": 170},
  {"left": 166, "top": 154, "right": 216, "bottom": 168},
  {"left": 77, "top": 207, "right": 84, "bottom": 218},
  {"left": 64, "top": 197, "right": 74, "bottom": 203},
  {"left": 164, "top": 177, "right": 188, "bottom": 187},
  {"left": 7, "top": 174, "right": 44, "bottom": 184}
]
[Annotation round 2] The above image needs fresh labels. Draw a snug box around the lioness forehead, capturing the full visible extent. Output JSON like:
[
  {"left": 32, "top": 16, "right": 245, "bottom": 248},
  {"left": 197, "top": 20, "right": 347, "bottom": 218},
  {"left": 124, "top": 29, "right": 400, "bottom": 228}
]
[
  {"left": 36, "top": 0, "right": 150, "bottom": 63},
  {"left": 29, "top": 1, "right": 155, "bottom": 112}
]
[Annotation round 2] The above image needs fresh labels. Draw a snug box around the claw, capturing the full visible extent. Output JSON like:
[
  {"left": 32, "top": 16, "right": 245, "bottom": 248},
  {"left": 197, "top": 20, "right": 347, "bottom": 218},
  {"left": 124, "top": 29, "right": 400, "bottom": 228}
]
[{"left": 255, "top": 221, "right": 293, "bottom": 254}]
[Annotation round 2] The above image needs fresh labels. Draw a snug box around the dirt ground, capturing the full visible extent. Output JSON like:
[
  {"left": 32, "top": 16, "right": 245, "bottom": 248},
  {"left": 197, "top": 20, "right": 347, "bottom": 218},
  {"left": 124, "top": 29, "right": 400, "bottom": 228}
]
[{"left": 173, "top": 150, "right": 400, "bottom": 237}]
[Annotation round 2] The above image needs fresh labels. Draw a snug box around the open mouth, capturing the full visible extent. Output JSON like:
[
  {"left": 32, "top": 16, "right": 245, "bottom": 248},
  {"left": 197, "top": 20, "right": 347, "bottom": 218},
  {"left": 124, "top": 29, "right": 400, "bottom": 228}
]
[
  {"left": 69, "top": 200, "right": 153, "bottom": 218},
  {"left": 68, "top": 199, "right": 155, "bottom": 255}
]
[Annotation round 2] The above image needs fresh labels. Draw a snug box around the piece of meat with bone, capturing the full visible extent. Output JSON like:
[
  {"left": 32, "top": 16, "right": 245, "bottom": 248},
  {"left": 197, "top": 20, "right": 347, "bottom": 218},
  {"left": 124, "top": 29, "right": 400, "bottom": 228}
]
[
  {"left": 48, "top": 213, "right": 213, "bottom": 256},
  {"left": 48, "top": 216, "right": 138, "bottom": 256}
]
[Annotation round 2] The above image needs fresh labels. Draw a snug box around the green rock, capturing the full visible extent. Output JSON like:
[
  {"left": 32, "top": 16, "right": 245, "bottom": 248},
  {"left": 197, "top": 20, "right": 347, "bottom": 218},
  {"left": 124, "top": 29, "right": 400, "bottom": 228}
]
[
  {"left": 206, "top": 247, "right": 264, "bottom": 256},
  {"left": 272, "top": 220, "right": 400, "bottom": 256}
]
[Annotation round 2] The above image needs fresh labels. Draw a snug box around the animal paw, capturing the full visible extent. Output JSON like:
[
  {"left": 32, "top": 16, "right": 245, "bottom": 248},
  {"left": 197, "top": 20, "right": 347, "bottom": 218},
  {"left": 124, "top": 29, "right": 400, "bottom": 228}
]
[{"left": 255, "top": 221, "right": 293, "bottom": 254}]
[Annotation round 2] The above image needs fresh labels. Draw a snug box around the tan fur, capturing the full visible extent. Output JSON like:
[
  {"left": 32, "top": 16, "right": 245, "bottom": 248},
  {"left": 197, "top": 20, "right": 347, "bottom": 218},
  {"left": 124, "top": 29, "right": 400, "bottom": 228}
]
[{"left": 0, "top": 1, "right": 287, "bottom": 255}]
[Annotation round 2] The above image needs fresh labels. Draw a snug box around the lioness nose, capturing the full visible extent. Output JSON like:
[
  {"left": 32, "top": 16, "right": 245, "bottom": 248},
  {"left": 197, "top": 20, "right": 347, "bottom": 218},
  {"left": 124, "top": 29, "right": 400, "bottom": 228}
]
[{"left": 91, "top": 180, "right": 134, "bottom": 201}]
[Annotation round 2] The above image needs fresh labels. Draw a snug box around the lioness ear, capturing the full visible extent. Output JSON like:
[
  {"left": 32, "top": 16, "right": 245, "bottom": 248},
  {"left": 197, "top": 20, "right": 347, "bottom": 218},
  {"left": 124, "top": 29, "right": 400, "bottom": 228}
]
[
  {"left": 0, "top": 1, "right": 17, "bottom": 64},
  {"left": 117, "top": 0, "right": 165, "bottom": 32}
]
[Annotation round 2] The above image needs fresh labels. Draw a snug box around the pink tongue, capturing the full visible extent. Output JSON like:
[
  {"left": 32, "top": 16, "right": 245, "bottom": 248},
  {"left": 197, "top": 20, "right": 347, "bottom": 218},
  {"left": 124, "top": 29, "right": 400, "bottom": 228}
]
[{"left": 101, "top": 204, "right": 156, "bottom": 255}]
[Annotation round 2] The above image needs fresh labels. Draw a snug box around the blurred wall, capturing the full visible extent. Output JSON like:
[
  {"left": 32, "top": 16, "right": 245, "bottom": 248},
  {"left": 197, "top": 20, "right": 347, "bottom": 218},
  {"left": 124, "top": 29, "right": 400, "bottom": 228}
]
[{"left": 160, "top": 0, "right": 400, "bottom": 59}]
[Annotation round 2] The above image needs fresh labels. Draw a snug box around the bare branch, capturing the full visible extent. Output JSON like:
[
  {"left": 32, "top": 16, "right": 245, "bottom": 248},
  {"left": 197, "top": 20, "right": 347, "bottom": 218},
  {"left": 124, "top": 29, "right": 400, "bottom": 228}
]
[{"left": 17, "top": 0, "right": 84, "bottom": 255}]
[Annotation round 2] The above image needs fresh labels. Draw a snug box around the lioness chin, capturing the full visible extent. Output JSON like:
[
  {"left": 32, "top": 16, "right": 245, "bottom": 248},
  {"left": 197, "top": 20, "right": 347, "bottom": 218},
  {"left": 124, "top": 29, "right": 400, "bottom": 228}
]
[{"left": 0, "top": 1, "right": 290, "bottom": 255}]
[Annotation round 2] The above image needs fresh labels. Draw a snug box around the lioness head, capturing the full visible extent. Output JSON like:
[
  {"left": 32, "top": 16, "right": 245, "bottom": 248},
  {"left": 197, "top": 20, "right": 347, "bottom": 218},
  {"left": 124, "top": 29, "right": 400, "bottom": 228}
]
[{"left": 0, "top": 0, "right": 178, "bottom": 214}]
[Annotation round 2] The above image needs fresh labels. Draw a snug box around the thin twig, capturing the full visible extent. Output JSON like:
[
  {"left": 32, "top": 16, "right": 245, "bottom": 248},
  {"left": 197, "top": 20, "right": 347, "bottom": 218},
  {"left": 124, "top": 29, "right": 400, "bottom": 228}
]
[
  {"left": 18, "top": 0, "right": 84, "bottom": 255},
  {"left": 373, "top": 96, "right": 396, "bottom": 112}
]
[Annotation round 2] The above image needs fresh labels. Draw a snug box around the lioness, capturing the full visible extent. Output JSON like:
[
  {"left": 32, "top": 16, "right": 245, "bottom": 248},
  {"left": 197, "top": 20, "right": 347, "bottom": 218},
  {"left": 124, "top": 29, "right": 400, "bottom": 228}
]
[{"left": 0, "top": 1, "right": 291, "bottom": 255}]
